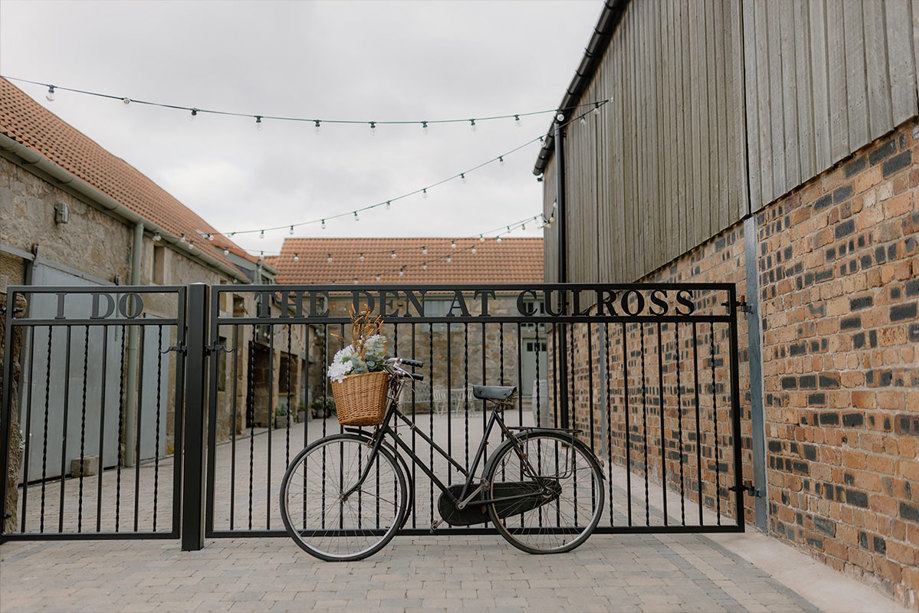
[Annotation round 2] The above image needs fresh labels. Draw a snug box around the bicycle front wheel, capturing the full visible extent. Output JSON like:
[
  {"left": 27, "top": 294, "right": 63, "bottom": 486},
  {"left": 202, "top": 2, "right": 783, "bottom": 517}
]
[
  {"left": 279, "top": 433, "right": 407, "bottom": 561},
  {"left": 485, "top": 432, "right": 604, "bottom": 554}
]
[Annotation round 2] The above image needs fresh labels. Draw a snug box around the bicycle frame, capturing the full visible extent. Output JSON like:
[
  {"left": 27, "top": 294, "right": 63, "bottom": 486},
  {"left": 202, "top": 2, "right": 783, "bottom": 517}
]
[{"left": 341, "top": 374, "right": 557, "bottom": 512}]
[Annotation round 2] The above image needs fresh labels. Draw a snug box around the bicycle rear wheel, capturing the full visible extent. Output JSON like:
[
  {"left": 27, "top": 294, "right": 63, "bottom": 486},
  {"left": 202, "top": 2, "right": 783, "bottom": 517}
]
[
  {"left": 279, "top": 433, "right": 407, "bottom": 561},
  {"left": 484, "top": 431, "right": 604, "bottom": 554}
]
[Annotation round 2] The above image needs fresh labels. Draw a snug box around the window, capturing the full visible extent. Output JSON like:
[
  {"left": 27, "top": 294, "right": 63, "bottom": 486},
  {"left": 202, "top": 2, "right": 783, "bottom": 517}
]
[{"left": 152, "top": 245, "right": 165, "bottom": 284}]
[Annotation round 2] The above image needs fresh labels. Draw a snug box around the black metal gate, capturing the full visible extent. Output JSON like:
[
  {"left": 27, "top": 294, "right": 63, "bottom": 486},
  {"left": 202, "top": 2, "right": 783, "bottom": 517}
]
[
  {"left": 0, "top": 286, "right": 186, "bottom": 540},
  {"left": 1, "top": 282, "right": 744, "bottom": 545},
  {"left": 202, "top": 283, "right": 745, "bottom": 540}
]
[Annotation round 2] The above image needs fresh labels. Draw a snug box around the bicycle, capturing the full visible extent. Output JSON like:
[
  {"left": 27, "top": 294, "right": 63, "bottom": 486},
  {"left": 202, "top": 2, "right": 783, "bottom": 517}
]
[{"left": 279, "top": 357, "right": 605, "bottom": 561}]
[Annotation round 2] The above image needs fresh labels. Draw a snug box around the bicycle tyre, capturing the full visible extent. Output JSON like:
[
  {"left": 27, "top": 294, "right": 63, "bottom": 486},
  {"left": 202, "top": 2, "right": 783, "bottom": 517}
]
[
  {"left": 484, "top": 431, "right": 604, "bottom": 554},
  {"left": 279, "top": 433, "right": 407, "bottom": 561}
]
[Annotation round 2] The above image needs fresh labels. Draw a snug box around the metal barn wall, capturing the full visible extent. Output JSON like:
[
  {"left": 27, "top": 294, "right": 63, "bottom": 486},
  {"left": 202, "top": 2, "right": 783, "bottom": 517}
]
[
  {"left": 743, "top": 0, "right": 919, "bottom": 211},
  {"left": 549, "top": 0, "right": 919, "bottom": 282},
  {"left": 557, "top": 0, "right": 749, "bottom": 283}
]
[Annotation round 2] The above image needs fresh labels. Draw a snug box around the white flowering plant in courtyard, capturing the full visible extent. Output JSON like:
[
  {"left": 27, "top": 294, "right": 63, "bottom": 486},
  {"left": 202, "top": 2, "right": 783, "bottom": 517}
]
[{"left": 328, "top": 308, "right": 387, "bottom": 383}]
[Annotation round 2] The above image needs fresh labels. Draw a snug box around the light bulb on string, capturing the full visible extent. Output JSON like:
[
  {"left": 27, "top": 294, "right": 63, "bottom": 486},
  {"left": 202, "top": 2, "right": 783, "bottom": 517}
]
[
  {"left": 451, "top": 240, "right": 456, "bottom": 249},
  {"left": 45, "top": 85, "right": 55, "bottom": 102},
  {"left": 153, "top": 232, "right": 161, "bottom": 242},
  {"left": 446, "top": 255, "right": 452, "bottom": 263},
  {"left": 208, "top": 233, "right": 214, "bottom": 241},
  {"left": 223, "top": 248, "right": 229, "bottom": 256},
  {"left": 289, "top": 225, "right": 294, "bottom": 235},
  {"left": 327, "top": 253, "right": 333, "bottom": 263},
  {"left": 522, "top": 223, "right": 526, "bottom": 231},
  {"left": 514, "top": 114, "right": 521, "bottom": 127},
  {"left": 471, "top": 246, "right": 477, "bottom": 255},
  {"left": 180, "top": 233, "right": 186, "bottom": 243},
  {"left": 369, "top": 121, "right": 376, "bottom": 135},
  {"left": 255, "top": 115, "right": 263, "bottom": 130},
  {"left": 293, "top": 253, "right": 300, "bottom": 262},
  {"left": 385, "top": 201, "right": 391, "bottom": 210},
  {"left": 189, "top": 241, "right": 194, "bottom": 250},
  {"left": 321, "top": 219, "right": 326, "bottom": 230},
  {"left": 469, "top": 119, "right": 476, "bottom": 132},
  {"left": 422, "top": 121, "right": 428, "bottom": 135},
  {"left": 189, "top": 108, "right": 198, "bottom": 121},
  {"left": 479, "top": 235, "right": 485, "bottom": 242},
  {"left": 391, "top": 250, "right": 396, "bottom": 259},
  {"left": 594, "top": 102, "right": 601, "bottom": 115},
  {"left": 122, "top": 97, "right": 131, "bottom": 105},
  {"left": 496, "top": 236, "right": 502, "bottom": 243},
  {"left": 375, "top": 274, "right": 381, "bottom": 282},
  {"left": 422, "top": 262, "right": 428, "bottom": 271},
  {"left": 422, "top": 188, "right": 428, "bottom": 199},
  {"left": 422, "top": 245, "right": 427, "bottom": 255},
  {"left": 259, "top": 230, "right": 265, "bottom": 239},
  {"left": 353, "top": 211, "right": 359, "bottom": 222},
  {"left": 460, "top": 173, "right": 466, "bottom": 183},
  {"left": 314, "top": 120, "right": 321, "bottom": 135},
  {"left": 359, "top": 252, "right": 365, "bottom": 262},
  {"left": 498, "top": 156, "right": 504, "bottom": 164},
  {"left": 399, "top": 268, "right": 404, "bottom": 277},
  {"left": 353, "top": 278, "right": 359, "bottom": 284},
  {"left": 579, "top": 116, "right": 587, "bottom": 126}
]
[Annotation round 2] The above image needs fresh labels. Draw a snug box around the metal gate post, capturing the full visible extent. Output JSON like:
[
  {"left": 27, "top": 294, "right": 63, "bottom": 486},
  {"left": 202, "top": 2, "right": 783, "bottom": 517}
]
[{"left": 182, "top": 283, "right": 208, "bottom": 551}]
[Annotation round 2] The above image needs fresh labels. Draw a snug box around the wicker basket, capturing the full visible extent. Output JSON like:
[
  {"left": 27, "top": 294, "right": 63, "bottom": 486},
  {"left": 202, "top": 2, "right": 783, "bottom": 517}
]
[{"left": 331, "top": 371, "right": 391, "bottom": 426}]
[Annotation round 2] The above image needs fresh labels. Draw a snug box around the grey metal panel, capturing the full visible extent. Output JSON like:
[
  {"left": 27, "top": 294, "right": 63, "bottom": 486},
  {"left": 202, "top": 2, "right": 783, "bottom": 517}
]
[
  {"left": 767, "top": 0, "right": 787, "bottom": 198},
  {"left": 826, "top": 0, "right": 851, "bottom": 163},
  {"left": 809, "top": 0, "right": 833, "bottom": 176},
  {"left": 888, "top": 0, "right": 918, "bottom": 125},
  {"left": 753, "top": 0, "right": 774, "bottom": 206},
  {"left": 863, "top": 0, "right": 893, "bottom": 136},
  {"left": 743, "top": 0, "right": 762, "bottom": 214},
  {"left": 844, "top": 0, "right": 869, "bottom": 150},
  {"left": 795, "top": 0, "right": 816, "bottom": 183},
  {"left": 780, "top": 3, "right": 801, "bottom": 190}
]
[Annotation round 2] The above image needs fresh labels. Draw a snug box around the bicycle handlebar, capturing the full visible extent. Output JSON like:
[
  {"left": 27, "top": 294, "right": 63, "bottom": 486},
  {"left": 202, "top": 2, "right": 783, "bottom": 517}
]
[{"left": 385, "top": 357, "right": 424, "bottom": 381}]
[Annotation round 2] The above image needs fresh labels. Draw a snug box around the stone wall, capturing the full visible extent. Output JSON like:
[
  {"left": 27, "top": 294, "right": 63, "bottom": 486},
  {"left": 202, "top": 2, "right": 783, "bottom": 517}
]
[{"left": 0, "top": 156, "right": 132, "bottom": 287}]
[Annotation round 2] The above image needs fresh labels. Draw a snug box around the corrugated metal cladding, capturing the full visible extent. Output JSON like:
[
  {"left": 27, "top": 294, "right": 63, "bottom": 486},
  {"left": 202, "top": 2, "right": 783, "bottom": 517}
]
[
  {"left": 743, "top": 0, "right": 918, "bottom": 209},
  {"left": 545, "top": 0, "right": 919, "bottom": 283}
]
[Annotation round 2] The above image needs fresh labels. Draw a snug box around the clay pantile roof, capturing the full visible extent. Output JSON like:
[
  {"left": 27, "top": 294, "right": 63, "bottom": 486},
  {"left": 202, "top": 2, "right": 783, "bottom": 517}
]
[
  {"left": 0, "top": 78, "right": 253, "bottom": 271},
  {"left": 273, "top": 237, "right": 543, "bottom": 285}
]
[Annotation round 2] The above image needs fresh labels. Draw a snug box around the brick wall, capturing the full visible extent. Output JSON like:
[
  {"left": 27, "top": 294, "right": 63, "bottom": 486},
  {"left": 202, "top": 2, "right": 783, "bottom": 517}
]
[
  {"left": 755, "top": 119, "right": 918, "bottom": 606},
  {"left": 601, "top": 118, "right": 919, "bottom": 607}
]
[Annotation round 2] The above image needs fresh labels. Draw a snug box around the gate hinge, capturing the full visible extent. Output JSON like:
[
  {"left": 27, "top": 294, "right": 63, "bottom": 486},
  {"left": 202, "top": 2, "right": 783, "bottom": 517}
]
[
  {"left": 162, "top": 344, "right": 187, "bottom": 355},
  {"left": 736, "top": 300, "right": 754, "bottom": 314},
  {"left": 729, "top": 482, "right": 763, "bottom": 497},
  {"left": 206, "top": 344, "right": 234, "bottom": 355}
]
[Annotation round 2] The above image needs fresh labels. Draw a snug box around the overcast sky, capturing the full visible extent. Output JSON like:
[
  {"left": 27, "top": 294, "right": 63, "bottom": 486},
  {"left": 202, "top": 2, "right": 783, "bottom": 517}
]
[{"left": 1, "top": 0, "right": 603, "bottom": 256}]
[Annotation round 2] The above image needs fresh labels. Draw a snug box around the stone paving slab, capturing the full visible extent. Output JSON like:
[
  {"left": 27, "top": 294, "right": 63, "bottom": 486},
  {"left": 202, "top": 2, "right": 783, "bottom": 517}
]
[{"left": 0, "top": 532, "right": 908, "bottom": 613}]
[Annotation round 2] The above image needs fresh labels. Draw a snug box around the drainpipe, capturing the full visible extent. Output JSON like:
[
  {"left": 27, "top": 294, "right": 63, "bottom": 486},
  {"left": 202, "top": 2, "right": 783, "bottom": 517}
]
[
  {"left": 555, "top": 117, "right": 570, "bottom": 428},
  {"left": 124, "top": 221, "right": 144, "bottom": 466}
]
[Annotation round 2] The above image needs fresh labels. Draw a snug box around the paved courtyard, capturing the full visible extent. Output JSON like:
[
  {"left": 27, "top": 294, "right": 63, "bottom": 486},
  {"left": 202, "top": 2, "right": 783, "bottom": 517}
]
[
  {"left": 0, "top": 529, "right": 908, "bottom": 612},
  {"left": 1, "top": 414, "right": 911, "bottom": 612}
]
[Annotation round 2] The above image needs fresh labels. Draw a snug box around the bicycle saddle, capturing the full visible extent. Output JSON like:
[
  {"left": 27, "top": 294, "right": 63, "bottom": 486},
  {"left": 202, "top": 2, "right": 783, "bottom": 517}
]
[{"left": 472, "top": 385, "right": 517, "bottom": 401}]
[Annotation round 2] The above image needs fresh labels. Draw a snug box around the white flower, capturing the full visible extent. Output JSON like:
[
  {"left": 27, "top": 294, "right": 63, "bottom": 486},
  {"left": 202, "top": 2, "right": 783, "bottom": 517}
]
[{"left": 328, "top": 345, "right": 355, "bottom": 383}]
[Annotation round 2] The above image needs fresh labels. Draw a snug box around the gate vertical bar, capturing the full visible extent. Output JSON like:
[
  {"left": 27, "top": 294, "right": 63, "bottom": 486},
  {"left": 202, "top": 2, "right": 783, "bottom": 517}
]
[
  {"left": 182, "top": 283, "right": 208, "bottom": 551},
  {"left": 727, "top": 286, "right": 745, "bottom": 527}
]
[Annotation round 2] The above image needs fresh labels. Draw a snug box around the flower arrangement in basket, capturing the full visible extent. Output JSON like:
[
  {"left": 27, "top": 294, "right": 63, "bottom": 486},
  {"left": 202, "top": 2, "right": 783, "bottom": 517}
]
[{"left": 328, "top": 308, "right": 389, "bottom": 426}]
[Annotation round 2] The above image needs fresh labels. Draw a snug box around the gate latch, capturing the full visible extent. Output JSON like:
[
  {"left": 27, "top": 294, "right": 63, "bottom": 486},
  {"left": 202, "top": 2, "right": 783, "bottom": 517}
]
[
  {"left": 729, "top": 481, "right": 763, "bottom": 497},
  {"left": 162, "top": 344, "right": 186, "bottom": 355},
  {"left": 206, "top": 344, "right": 234, "bottom": 355}
]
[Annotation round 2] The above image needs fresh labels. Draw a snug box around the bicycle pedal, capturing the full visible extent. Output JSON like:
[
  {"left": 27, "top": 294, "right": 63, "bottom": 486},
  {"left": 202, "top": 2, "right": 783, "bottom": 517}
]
[{"left": 430, "top": 519, "right": 444, "bottom": 533}]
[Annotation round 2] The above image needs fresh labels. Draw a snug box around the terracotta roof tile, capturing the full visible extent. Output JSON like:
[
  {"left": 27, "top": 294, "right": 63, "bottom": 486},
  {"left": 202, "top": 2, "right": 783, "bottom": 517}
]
[
  {"left": 273, "top": 237, "right": 543, "bottom": 285},
  {"left": 0, "top": 78, "right": 253, "bottom": 272}
]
